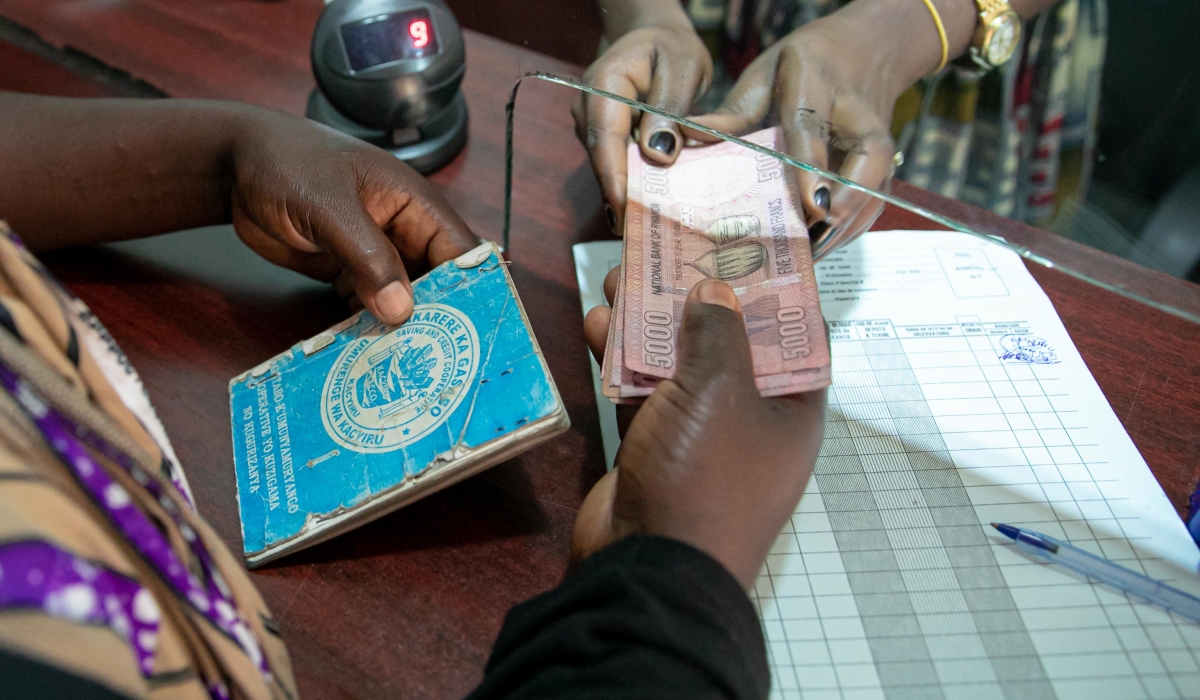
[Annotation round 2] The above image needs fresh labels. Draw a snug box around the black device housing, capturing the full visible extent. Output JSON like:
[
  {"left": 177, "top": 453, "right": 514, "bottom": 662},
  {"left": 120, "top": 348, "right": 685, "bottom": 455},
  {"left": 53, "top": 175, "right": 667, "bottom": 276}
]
[{"left": 308, "top": 0, "right": 467, "bottom": 174}]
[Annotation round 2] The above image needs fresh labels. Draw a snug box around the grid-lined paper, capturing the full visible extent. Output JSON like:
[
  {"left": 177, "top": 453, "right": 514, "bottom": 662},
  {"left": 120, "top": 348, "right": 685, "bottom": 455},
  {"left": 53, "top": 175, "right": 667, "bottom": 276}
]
[
  {"left": 573, "top": 232, "right": 1200, "bottom": 700},
  {"left": 755, "top": 232, "right": 1200, "bottom": 700}
]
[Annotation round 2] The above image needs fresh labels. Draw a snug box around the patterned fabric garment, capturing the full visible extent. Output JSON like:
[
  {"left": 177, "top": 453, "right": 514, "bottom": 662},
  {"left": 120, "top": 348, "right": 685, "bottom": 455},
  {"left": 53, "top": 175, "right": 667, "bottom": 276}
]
[
  {"left": 684, "top": 0, "right": 1107, "bottom": 228},
  {"left": 0, "top": 221, "right": 297, "bottom": 700}
]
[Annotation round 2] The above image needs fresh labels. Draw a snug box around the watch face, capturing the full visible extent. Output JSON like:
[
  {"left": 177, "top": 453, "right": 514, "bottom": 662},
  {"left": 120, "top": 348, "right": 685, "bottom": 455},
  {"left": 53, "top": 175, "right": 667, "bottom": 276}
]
[{"left": 986, "top": 13, "right": 1022, "bottom": 66}]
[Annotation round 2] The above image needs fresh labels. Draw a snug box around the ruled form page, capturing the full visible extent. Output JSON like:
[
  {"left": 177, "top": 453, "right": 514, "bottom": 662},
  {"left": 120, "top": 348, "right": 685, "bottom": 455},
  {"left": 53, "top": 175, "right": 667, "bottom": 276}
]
[
  {"left": 573, "top": 231, "right": 1200, "bottom": 700},
  {"left": 760, "top": 231, "right": 1200, "bottom": 700}
]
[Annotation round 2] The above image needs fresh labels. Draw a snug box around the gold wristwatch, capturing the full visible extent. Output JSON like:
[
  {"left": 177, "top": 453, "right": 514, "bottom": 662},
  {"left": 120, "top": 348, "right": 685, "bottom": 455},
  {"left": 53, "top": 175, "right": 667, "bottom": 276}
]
[{"left": 959, "top": 0, "right": 1022, "bottom": 71}]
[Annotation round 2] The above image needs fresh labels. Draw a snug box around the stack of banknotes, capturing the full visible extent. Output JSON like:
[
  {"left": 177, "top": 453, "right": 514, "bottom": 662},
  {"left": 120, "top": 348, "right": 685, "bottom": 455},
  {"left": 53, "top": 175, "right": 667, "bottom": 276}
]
[{"left": 601, "top": 127, "right": 832, "bottom": 403}]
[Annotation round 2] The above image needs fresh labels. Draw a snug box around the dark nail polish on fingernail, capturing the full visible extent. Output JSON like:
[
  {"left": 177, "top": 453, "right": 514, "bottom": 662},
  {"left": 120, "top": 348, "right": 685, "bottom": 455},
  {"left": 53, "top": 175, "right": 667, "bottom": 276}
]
[
  {"left": 813, "top": 227, "right": 838, "bottom": 256},
  {"left": 648, "top": 130, "right": 676, "bottom": 155},
  {"left": 810, "top": 221, "right": 830, "bottom": 245},
  {"left": 814, "top": 186, "right": 831, "bottom": 214},
  {"left": 605, "top": 204, "right": 617, "bottom": 232}
]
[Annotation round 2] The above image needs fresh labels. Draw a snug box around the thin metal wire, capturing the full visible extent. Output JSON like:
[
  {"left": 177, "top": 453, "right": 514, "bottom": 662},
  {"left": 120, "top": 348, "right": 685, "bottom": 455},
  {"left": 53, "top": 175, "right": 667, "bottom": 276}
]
[{"left": 502, "top": 71, "right": 1200, "bottom": 326}]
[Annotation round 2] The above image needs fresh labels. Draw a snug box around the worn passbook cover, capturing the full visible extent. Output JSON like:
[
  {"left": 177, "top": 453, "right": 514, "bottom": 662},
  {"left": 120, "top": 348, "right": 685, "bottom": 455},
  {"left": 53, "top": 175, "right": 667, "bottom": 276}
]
[{"left": 229, "top": 243, "right": 568, "bottom": 566}]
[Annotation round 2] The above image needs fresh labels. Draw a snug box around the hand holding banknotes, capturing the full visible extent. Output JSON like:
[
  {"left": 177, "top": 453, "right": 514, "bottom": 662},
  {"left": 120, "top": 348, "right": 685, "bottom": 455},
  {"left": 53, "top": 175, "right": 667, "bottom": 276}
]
[
  {"left": 572, "top": 0, "right": 711, "bottom": 230},
  {"left": 687, "top": 0, "right": 929, "bottom": 258},
  {"left": 576, "top": 277, "right": 827, "bottom": 588},
  {"left": 581, "top": 0, "right": 978, "bottom": 257},
  {"left": 603, "top": 129, "right": 832, "bottom": 400}
]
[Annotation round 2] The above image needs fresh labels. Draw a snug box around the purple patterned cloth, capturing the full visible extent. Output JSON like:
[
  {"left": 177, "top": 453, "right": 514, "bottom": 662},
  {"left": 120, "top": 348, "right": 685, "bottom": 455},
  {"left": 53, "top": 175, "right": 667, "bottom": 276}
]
[
  {"left": 0, "top": 540, "right": 161, "bottom": 675},
  {"left": 4, "top": 227, "right": 196, "bottom": 510},
  {"left": 0, "top": 362, "right": 271, "bottom": 697}
]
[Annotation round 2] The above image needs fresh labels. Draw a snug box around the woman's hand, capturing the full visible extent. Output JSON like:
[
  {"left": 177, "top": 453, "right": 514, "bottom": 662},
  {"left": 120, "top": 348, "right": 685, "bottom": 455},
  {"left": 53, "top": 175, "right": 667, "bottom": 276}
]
[
  {"left": 689, "top": 13, "right": 901, "bottom": 259},
  {"left": 229, "top": 112, "right": 478, "bottom": 325},
  {"left": 688, "top": 0, "right": 975, "bottom": 259},
  {"left": 572, "top": 6, "right": 711, "bottom": 233},
  {"left": 575, "top": 272, "right": 827, "bottom": 588}
]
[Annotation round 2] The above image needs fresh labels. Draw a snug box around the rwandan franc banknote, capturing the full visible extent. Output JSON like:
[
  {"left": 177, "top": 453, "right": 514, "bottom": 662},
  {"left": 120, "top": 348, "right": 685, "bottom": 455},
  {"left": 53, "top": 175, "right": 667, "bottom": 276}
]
[{"left": 618, "top": 127, "right": 830, "bottom": 396}]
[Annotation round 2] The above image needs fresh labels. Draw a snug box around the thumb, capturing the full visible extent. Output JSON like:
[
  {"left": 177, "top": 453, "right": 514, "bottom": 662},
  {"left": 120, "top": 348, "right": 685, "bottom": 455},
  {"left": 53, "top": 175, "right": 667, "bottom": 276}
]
[
  {"left": 672, "top": 280, "right": 757, "bottom": 398},
  {"left": 571, "top": 469, "right": 620, "bottom": 563},
  {"left": 311, "top": 201, "right": 414, "bottom": 326}
]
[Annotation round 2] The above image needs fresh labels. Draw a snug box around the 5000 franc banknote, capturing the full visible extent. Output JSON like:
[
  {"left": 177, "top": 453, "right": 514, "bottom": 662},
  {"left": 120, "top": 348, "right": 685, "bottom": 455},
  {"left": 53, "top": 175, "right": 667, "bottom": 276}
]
[{"left": 617, "top": 127, "right": 830, "bottom": 397}]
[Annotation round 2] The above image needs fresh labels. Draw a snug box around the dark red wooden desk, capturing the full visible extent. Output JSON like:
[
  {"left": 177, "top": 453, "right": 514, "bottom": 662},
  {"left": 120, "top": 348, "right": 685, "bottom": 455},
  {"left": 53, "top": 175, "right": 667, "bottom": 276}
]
[{"left": 2, "top": 2, "right": 1199, "bottom": 698}]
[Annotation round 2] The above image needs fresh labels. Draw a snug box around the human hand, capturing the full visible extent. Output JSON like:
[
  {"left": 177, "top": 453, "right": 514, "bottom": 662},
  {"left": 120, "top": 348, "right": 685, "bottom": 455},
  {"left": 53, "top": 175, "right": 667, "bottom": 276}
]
[
  {"left": 228, "top": 111, "right": 478, "bottom": 325},
  {"left": 575, "top": 271, "right": 827, "bottom": 588},
  {"left": 571, "top": 19, "right": 712, "bottom": 233},
  {"left": 687, "top": 4, "right": 924, "bottom": 260}
]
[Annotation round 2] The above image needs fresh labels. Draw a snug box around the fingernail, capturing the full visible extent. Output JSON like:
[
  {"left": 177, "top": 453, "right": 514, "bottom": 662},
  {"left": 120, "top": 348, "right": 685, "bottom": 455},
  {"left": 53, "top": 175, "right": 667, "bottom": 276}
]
[
  {"left": 810, "top": 221, "right": 830, "bottom": 246},
  {"left": 695, "top": 279, "right": 740, "bottom": 312},
  {"left": 813, "top": 186, "right": 831, "bottom": 214},
  {"left": 813, "top": 227, "right": 838, "bottom": 257},
  {"left": 605, "top": 204, "right": 617, "bottom": 232},
  {"left": 648, "top": 130, "right": 676, "bottom": 156},
  {"left": 374, "top": 281, "right": 412, "bottom": 323}
]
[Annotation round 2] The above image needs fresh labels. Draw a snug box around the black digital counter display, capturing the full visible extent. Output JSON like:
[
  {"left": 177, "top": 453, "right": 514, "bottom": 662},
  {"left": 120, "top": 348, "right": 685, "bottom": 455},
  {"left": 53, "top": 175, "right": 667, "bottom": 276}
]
[{"left": 340, "top": 9, "right": 439, "bottom": 71}]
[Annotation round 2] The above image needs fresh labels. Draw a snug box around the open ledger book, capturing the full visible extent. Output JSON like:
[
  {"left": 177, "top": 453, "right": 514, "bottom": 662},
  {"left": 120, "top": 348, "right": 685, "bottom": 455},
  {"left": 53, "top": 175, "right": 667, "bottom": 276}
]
[{"left": 576, "top": 230, "right": 1200, "bottom": 700}]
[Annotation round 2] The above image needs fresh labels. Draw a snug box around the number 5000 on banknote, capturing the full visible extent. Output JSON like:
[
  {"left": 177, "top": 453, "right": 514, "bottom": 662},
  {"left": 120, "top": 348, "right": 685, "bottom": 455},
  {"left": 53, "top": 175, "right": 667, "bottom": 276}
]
[{"left": 608, "top": 127, "right": 831, "bottom": 399}]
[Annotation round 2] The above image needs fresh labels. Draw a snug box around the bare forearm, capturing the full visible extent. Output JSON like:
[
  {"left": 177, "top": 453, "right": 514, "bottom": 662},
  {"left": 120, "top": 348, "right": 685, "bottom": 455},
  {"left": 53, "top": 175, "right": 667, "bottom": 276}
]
[
  {"left": 0, "top": 92, "right": 254, "bottom": 251},
  {"left": 1010, "top": 0, "right": 1060, "bottom": 19},
  {"left": 836, "top": 0, "right": 1061, "bottom": 102},
  {"left": 933, "top": 0, "right": 1063, "bottom": 56}
]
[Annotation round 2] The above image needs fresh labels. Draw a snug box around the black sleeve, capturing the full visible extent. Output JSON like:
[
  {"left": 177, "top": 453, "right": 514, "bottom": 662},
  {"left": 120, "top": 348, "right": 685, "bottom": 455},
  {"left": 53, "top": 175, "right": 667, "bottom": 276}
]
[
  {"left": 0, "top": 647, "right": 135, "bottom": 700},
  {"left": 467, "top": 535, "right": 769, "bottom": 700}
]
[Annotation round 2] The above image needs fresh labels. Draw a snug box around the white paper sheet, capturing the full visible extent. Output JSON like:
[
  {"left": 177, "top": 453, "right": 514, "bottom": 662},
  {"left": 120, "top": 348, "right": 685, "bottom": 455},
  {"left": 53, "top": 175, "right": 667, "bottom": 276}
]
[
  {"left": 572, "top": 242, "right": 623, "bottom": 470},
  {"left": 575, "top": 230, "right": 1200, "bottom": 700}
]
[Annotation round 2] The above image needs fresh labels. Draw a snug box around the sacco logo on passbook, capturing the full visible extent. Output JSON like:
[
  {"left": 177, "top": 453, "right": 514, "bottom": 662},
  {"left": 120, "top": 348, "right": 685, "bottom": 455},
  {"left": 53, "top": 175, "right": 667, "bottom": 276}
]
[{"left": 321, "top": 304, "right": 480, "bottom": 453}]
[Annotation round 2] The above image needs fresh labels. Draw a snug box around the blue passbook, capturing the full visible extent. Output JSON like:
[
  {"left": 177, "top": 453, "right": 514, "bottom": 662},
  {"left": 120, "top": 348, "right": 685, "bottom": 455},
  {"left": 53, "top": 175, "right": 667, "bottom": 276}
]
[{"left": 229, "top": 243, "right": 569, "bottom": 566}]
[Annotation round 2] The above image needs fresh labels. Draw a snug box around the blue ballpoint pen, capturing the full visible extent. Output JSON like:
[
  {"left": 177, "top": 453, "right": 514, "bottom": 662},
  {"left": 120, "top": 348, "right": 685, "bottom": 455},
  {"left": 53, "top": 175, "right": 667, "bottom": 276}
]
[
  {"left": 991, "top": 523, "right": 1200, "bottom": 625},
  {"left": 1186, "top": 475, "right": 1200, "bottom": 546}
]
